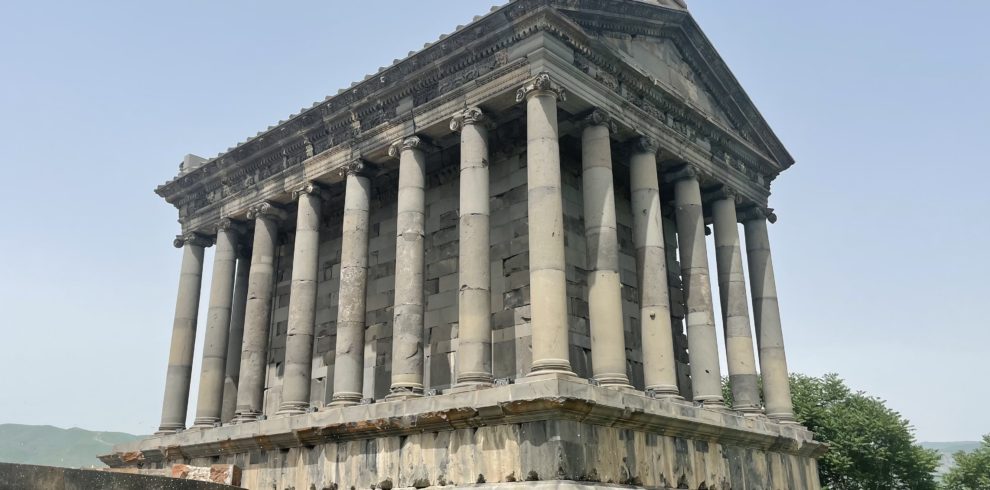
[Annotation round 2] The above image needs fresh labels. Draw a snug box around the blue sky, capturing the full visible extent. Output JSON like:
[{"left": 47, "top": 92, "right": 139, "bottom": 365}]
[{"left": 0, "top": 0, "right": 987, "bottom": 442}]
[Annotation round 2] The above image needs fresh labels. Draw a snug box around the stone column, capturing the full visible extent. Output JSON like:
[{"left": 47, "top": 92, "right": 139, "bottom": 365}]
[
  {"left": 451, "top": 108, "right": 494, "bottom": 386},
  {"left": 710, "top": 190, "right": 761, "bottom": 413},
  {"left": 669, "top": 165, "right": 723, "bottom": 406},
  {"left": 741, "top": 208, "right": 797, "bottom": 422},
  {"left": 629, "top": 137, "right": 680, "bottom": 397},
  {"left": 278, "top": 183, "right": 326, "bottom": 415},
  {"left": 158, "top": 232, "right": 212, "bottom": 434},
  {"left": 331, "top": 162, "right": 375, "bottom": 405},
  {"left": 232, "top": 202, "right": 285, "bottom": 423},
  {"left": 387, "top": 137, "right": 428, "bottom": 398},
  {"left": 192, "top": 219, "right": 245, "bottom": 428},
  {"left": 221, "top": 248, "right": 250, "bottom": 423},
  {"left": 516, "top": 73, "right": 574, "bottom": 376},
  {"left": 581, "top": 110, "right": 630, "bottom": 387}
]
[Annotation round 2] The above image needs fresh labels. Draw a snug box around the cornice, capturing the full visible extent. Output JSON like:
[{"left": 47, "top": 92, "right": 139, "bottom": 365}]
[{"left": 158, "top": 0, "right": 792, "bottom": 225}]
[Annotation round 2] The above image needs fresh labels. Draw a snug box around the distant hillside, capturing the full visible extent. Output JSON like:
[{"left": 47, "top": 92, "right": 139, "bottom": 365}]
[
  {"left": 921, "top": 441, "right": 981, "bottom": 476},
  {"left": 0, "top": 424, "right": 143, "bottom": 468}
]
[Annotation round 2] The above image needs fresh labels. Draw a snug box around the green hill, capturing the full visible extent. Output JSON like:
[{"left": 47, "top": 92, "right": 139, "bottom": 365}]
[
  {"left": 920, "top": 441, "right": 981, "bottom": 476},
  {"left": 0, "top": 424, "right": 143, "bottom": 468}
]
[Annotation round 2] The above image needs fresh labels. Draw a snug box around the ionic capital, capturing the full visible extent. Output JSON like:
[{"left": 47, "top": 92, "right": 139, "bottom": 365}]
[
  {"left": 449, "top": 107, "right": 489, "bottom": 132},
  {"left": 631, "top": 136, "right": 660, "bottom": 155},
  {"left": 515, "top": 72, "right": 566, "bottom": 103},
  {"left": 737, "top": 206, "right": 778, "bottom": 224},
  {"left": 388, "top": 135, "right": 433, "bottom": 159},
  {"left": 581, "top": 109, "right": 617, "bottom": 133},
  {"left": 292, "top": 182, "right": 329, "bottom": 201},
  {"left": 247, "top": 201, "right": 288, "bottom": 221},
  {"left": 173, "top": 232, "right": 213, "bottom": 249},
  {"left": 703, "top": 185, "right": 739, "bottom": 204},
  {"left": 339, "top": 159, "right": 378, "bottom": 179},
  {"left": 662, "top": 164, "right": 701, "bottom": 184},
  {"left": 216, "top": 217, "right": 247, "bottom": 235}
]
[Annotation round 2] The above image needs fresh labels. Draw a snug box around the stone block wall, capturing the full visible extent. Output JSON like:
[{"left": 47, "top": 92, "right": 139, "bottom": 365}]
[{"left": 256, "top": 137, "right": 695, "bottom": 414}]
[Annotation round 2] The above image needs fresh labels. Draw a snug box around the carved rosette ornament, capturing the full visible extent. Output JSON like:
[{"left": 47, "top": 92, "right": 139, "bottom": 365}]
[
  {"left": 247, "top": 201, "right": 288, "bottom": 221},
  {"left": 738, "top": 206, "right": 778, "bottom": 224},
  {"left": 388, "top": 135, "right": 431, "bottom": 159},
  {"left": 515, "top": 72, "right": 566, "bottom": 103},
  {"left": 173, "top": 232, "right": 213, "bottom": 249},
  {"left": 633, "top": 136, "right": 660, "bottom": 155},
  {"left": 582, "top": 109, "right": 617, "bottom": 133},
  {"left": 449, "top": 107, "right": 488, "bottom": 132}
]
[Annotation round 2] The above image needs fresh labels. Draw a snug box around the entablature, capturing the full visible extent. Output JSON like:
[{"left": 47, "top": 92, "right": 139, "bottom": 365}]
[{"left": 160, "top": 0, "right": 793, "bottom": 234}]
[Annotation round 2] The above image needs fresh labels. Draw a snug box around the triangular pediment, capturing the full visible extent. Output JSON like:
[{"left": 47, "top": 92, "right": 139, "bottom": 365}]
[{"left": 554, "top": 1, "right": 794, "bottom": 170}]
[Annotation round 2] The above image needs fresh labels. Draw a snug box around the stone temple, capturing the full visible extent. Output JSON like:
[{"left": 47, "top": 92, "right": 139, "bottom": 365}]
[{"left": 103, "top": 0, "right": 825, "bottom": 488}]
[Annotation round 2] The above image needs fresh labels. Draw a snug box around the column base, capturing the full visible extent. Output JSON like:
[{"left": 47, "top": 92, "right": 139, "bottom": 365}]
[
  {"left": 694, "top": 396, "right": 726, "bottom": 410},
  {"left": 645, "top": 385, "right": 683, "bottom": 399},
  {"left": 155, "top": 423, "right": 184, "bottom": 435},
  {"left": 190, "top": 417, "right": 221, "bottom": 429},
  {"left": 732, "top": 404, "right": 764, "bottom": 416},
  {"left": 592, "top": 373, "right": 633, "bottom": 389},
  {"left": 328, "top": 392, "right": 363, "bottom": 407},
  {"left": 455, "top": 372, "right": 494, "bottom": 386},
  {"left": 276, "top": 401, "right": 310, "bottom": 416},
  {"left": 231, "top": 411, "right": 262, "bottom": 424},
  {"left": 529, "top": 359, "right": 576, "bottom": 377},
  {"left": 385, "top": 385, "right": 424, "bottom": 401},
  {"left": 767, "top": 412, "right": 799, "bottom": 424}
]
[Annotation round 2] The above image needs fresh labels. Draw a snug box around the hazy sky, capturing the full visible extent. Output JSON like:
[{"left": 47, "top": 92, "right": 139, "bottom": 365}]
[{"left": 0, "top": 0, "right": 987, "bottom": 442}]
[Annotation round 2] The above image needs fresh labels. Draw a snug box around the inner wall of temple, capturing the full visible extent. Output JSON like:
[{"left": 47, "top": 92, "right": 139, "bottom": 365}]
[{"left": 258, "top": 133, "right": 693, "bottom": 413}]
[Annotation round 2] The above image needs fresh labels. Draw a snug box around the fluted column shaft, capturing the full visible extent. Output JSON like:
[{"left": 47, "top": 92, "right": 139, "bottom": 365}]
[
  {"left": 278, "top": 185, "right": 325, "bottom": 415},
  {"left": 158, "top": 234, "right": 211, "bottom": 434},
  {"left": 581, "top": 112, "right": 629, "bottom": 387},
  {"left": 743, "top": 212, "right": 796, "bottom": 422},
  {"left": 517, "top": 74, "right": 574, "bottom": 376},
  {"left": 221, "top": 250, "right": 250, "bottom": 423},
  {"left": 672, "top": 168, "right": 723, "bottom": 405},
  {"left": 452, "top": 108, "right": 493, "bottom": 386},
  {"left": 711, "top": 195, "right": 761, "bottom": 412},
  {"left": 332, "top": 164, "right": 373, "bottom": 405},
  {"left": 233, "top": 203, "right": 284, "bottom": 422},
  {"left": 388, "top": 137, "right": 427, "bottom": 398},
  {"left": 193, "top": 221, "right": 242, "bottom": 428},
  {"left": 630, "top": 139, "right": 679, "bottom": 396}
]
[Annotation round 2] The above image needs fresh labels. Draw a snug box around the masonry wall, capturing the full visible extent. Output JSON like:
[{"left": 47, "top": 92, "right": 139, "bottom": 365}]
[{"left": 257, "top": 136, "right": 693, "bottom": 413}]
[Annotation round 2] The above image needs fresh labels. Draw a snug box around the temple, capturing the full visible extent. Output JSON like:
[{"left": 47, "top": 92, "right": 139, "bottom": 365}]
[{"left": 103, "top": 0, "right": 825, "bottom": 488}]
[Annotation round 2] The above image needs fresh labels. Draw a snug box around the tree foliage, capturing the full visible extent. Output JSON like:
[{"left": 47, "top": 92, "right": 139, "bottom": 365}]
[
  {"left": 723, "top": 373, "right": 940, "bottom": 489},
  {"left": 941, "top": 435, "right": 990, "bottom": 489}
]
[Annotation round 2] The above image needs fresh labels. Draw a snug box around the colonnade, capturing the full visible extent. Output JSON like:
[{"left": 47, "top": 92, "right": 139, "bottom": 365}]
[{"left": 156, "top": 73, "right": 796, "bottom": 434}]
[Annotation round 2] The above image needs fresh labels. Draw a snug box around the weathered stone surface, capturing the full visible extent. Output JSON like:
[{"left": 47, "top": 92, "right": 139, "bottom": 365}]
[{"left": 144, "top": 0, "right": 817, "bottom": 487}]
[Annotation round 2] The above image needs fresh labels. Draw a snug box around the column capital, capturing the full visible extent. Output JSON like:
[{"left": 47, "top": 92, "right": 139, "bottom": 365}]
[
  {"left": 339, "top": 159, "right": 378, "bottom": 178},
  {"left": 631, "top": 136, "right": 660, "bottom": 155},
  {"left": 515, "top": 72, "right": 566, "bottom": 103},
  {"left": 247, "top": 201, "right": 288, "bottom": 221},
  {"left": 388, "top": 135, "right": 434, "bottom": 159},
  {"left": 581, "top": 108, "right": 617, "bottom": 133},
  {"left": 216, "top": 217, "right": 248, "bottom": 235},
  {"left": 703, "top": 185, "right": 739, "bottom": 204},
  {"left": 738, "top": 206, "right": 778, "bottom": 224},
  {"left": 174, "top": 232, "right": 213, "bottom": 249},
  {"left": 662, "top": 164, "right": 702, "bottom": 184},
  {"left": 449, "top": 107, "right": 490, "bottom": 132},
  {"left": 291, "top": 182, "right": 330, "bottom": 201}
]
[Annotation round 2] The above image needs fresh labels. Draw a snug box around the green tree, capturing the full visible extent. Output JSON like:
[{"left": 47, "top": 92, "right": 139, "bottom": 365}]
[
  {"left": 723, "top": 373, "right": 940, "bottom": 489},
  {"left": 941, "top": 435, "right": 990, "bottom": 489}
]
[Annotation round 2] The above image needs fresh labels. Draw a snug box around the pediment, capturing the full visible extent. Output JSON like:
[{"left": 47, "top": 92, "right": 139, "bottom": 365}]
[
  {"left": 554, "top": 1, "right": 793, "bottom": 170},
  {"left": 602, "top": 34, "right": 738, "bottom": 133}
]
